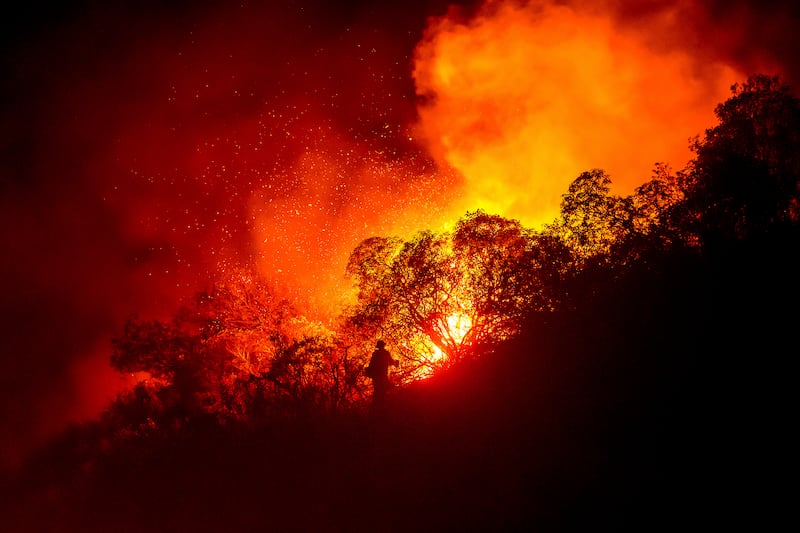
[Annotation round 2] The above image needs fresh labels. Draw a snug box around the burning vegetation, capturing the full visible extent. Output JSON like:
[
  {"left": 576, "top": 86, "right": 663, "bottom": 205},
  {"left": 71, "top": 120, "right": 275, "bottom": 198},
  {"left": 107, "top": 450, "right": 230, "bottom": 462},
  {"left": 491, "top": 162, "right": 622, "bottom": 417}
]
[
  {"left": 3, "top": 0, "right": 800, "bottom": 529},
  {"left": 97, "top": 75, "right": 800, "bottom": 429},
  {"left": 4, "top": 68, "right": 799, "bottom": 533}
]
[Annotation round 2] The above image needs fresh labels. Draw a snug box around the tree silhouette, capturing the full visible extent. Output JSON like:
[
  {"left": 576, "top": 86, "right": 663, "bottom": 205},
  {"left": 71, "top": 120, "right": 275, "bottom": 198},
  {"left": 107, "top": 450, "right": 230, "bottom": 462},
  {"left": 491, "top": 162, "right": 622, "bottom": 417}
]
[
  {"left": 7, "top": 74, "right": 800, "bottom": 533},
  {"left": 452, "top": 210, "right": 573, "bottom": 318},
  {"left": 546, "top": 169, "right": 634, "bottom": 261},
  {"left": 110, "top": 270, "right": 352, "bottom": 424},
  {"left": 111, "top": 319, "right": 207, "bottom": 422},
  {"left": 344, "top": 211, "right": 576, "bottom": 379},
  {"left": 682, "top": 74, "right": 800, "bottom": 244},
  {"left": 346, "top": 230, "right": 466, "bottom": 378},
  {"left": 601, "top": 163, "right": 695, "bottom": 274},
  {"left": 107, "top": 75, "right": 800, "bottom": 420}
]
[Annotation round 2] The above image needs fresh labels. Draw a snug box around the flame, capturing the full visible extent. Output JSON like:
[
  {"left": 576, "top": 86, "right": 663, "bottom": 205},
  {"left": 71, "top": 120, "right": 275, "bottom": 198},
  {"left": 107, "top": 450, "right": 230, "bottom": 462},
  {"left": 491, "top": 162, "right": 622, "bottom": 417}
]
[
  {"left": 7, "top": 0, "right": 795, "bottom": 471},
  {"left": 410, "top": 311, "right": 474, "bottom": 379},
  {"left": 413, "top": 0, "right": 744, "bottom": 229},
  {"left": 445, "top": 311, "right": 473, "bottom": 347}
]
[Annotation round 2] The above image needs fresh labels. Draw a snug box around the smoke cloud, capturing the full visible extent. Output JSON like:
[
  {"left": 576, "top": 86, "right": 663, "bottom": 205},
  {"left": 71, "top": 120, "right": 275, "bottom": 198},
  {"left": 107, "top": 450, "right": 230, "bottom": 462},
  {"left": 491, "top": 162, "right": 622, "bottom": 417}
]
[
  {"left": 412, "top": 0, "right": 746, "bottom": 227},
  {"left": 1, "top": 0, "right": 797, "bottom": 468}
]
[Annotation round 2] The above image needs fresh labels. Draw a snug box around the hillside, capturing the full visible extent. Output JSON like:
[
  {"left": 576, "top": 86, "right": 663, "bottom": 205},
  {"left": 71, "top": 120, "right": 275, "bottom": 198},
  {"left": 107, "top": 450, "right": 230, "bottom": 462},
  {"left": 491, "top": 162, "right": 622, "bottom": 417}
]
[{"left": 3, "top": 230, "right": 794, "bottom": 532}]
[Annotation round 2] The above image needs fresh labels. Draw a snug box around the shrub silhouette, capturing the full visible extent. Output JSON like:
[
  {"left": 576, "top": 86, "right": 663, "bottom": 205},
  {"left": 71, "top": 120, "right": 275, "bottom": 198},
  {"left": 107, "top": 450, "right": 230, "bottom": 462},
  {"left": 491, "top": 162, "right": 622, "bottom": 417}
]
[{"left": 3, "top": 74, "right": 797, "bottom": 532}]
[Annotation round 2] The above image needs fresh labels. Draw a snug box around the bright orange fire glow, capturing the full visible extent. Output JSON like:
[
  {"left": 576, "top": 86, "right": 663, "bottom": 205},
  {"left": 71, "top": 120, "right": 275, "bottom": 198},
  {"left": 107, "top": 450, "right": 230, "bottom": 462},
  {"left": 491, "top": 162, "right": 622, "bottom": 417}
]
[
  {"left": 249, "top": 143, "right": 460, "bottom": 322},
  {"left": 446, "top": 311, "right": 473, "bottom": 344},
  {"left": 244, "top": 1, "right": 752, "bottom": 324},
  {"left": 413, "top": 0, "right": 744, "bottom": 229},
  {"left": 410, "top": 311, "right": 474, "bottom": 379},
  {"left": 435, "top": 311, "right": 474, "bottom": 358},
  {"left": 7, "top": 0, "right": 797, "bottom": 475}
]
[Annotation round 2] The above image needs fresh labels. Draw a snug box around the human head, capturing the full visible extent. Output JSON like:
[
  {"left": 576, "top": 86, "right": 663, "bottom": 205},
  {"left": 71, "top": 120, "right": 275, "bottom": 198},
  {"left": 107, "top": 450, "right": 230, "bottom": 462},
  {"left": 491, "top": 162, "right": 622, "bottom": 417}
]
[{"left": 376, "top": 340, "right": 385, "bottom": 348}]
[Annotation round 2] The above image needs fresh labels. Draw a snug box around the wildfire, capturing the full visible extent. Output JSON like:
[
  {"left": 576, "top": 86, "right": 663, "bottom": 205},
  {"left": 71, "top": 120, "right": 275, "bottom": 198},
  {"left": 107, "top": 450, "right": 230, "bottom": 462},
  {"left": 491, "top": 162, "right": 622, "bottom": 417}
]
[
  {"left": 413, "top": 0, "right": 743, "bottom": 230},
  {"left": 445, "top": 312, "right": 473, "bottom": 348},
  {"left": 411, "top": 311, "right": 474, "bottom": 379}
]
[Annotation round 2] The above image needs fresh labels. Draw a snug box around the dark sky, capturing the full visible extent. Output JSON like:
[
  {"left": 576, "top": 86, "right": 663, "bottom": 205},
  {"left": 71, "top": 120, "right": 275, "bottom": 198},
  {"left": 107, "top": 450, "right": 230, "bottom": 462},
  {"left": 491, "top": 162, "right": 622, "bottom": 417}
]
[{"left": 1, "top": 0, "right": 798, "bottom": 469}]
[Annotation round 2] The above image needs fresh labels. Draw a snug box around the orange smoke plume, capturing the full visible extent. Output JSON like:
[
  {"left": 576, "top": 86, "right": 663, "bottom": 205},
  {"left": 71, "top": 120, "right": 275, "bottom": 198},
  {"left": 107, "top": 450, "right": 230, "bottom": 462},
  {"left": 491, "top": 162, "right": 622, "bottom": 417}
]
[
  {"left": 249, "top": 136, "right": 456, "bottom": 319},
  {"left": 412, "top": 0, "right": 744, "bottom": 228}
]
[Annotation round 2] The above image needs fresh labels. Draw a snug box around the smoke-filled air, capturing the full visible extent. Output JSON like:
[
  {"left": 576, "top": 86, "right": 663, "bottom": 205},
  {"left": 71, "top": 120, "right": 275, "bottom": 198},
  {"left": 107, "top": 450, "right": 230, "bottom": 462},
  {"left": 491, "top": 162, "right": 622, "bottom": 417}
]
[
  {"left": 2, "top": 0, "right": 799, "bottom": 530},
  {"left": 413, "top": 0, "right": 742, "bottom": 226}
]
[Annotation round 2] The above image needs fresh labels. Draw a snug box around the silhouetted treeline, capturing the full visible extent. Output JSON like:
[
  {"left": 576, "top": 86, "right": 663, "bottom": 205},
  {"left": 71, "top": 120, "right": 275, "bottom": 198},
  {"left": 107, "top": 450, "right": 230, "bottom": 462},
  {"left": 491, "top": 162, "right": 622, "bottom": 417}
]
[{"left": 2, "top": 74, "right": 797, "bottom": 531}]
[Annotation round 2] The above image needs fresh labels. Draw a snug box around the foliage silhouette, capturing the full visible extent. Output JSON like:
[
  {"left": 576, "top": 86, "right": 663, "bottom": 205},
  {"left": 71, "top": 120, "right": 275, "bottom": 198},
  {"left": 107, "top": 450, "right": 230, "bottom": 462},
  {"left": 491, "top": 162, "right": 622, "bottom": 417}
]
[
  {"left": 3, "top": 74, "right": 798, "bottom": 532},
  {"left": 682, "top": 74, "right": 800, "bottom": 244},
  {"left": 345, "top": 210, "right": 578, "bottom": 380},
  {"left": 111, "top": 270, "right": 365, "bottom": 427}
]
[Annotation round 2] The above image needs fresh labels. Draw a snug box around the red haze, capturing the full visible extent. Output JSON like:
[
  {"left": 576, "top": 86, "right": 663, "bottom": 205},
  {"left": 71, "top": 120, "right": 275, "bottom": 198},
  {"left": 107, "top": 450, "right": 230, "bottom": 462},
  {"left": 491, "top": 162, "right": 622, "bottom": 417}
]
[{"left": 1, "top": 0, "right": 798, "bottom": 469}]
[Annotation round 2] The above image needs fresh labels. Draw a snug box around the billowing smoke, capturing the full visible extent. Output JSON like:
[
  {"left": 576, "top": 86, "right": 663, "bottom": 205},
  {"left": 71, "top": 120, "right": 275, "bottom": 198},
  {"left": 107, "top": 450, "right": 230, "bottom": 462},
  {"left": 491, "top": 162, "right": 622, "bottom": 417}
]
[
  {"left": 0, "top": 1, "right": 451, "bottom": 468},
  {"left": 412, "top": 0, "right": 746, "bottom": 228},
  {"left": 1, "top": 0, "right": 797, "bottom": 468}
]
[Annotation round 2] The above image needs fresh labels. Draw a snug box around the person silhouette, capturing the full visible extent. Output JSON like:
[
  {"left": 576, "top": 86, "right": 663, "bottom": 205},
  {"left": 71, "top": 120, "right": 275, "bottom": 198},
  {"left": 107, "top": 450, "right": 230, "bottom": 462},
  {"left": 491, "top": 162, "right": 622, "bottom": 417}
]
[{"left": 366, "top": 340, "right": 398, "bottom": 406}]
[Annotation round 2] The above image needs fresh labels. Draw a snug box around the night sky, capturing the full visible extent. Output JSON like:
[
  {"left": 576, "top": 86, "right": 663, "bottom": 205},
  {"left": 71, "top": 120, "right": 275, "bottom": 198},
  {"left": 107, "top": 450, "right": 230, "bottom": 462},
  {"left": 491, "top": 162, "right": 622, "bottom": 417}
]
[{"left": 2, "top": 0, "right": 798, "bottom": 469}]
